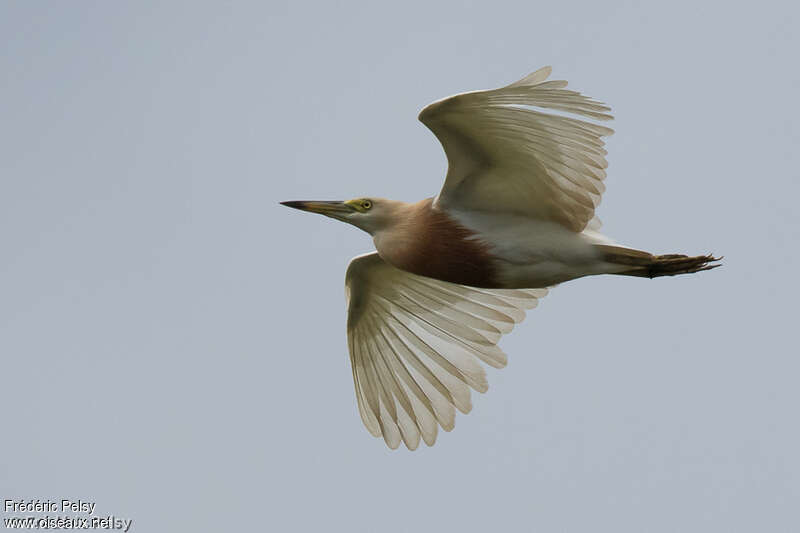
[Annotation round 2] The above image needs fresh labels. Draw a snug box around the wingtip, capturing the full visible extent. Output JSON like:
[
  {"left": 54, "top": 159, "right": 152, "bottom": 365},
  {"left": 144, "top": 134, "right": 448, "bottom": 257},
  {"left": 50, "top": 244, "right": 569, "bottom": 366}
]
[{"left": 505, "top": 65, "right": 553, "bottom": 89}]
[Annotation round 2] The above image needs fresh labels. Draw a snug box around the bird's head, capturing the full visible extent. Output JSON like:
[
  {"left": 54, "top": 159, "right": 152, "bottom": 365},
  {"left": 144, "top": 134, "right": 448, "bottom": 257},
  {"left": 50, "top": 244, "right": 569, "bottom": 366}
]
[{"left": 280, "top": 197, "right": 401, "bottom": 235}]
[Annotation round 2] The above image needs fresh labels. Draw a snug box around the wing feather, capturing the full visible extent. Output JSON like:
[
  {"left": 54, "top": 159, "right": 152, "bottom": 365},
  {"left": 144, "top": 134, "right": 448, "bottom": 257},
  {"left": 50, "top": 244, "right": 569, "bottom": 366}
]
[
  {"left": 381, "top": 318, "right": 456, "bottom": 432},
  {"left": 366, "top": 320, "right": 419, "bottom": 449},
  {"left": 350, "top": 333, "right": 381, "bottom": 438},
  {"left": 345, "top": 252, "right": 546, "bottom": 449},
  {"left": 372, "top": 318, "right": 434, "bottom": 447},
  {"left": 419, "top": 67, "right": 614, "bottom": 232}
]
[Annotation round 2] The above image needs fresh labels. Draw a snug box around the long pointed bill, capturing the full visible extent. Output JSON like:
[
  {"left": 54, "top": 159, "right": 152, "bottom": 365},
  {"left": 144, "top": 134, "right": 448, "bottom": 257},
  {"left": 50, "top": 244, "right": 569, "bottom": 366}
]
[{"left": 280, "top": 200, "right": 354, "bottom": 219}]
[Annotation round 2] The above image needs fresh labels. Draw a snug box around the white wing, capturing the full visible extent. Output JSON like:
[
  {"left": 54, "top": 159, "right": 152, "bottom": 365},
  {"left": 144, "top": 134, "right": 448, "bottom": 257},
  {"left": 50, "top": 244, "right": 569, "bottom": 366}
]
[
  {"left": 420, "top": 66, "right": 614, "bottom": 232},
  {"left": 345, "top": 252, "right": 547, "bottom": 450}
]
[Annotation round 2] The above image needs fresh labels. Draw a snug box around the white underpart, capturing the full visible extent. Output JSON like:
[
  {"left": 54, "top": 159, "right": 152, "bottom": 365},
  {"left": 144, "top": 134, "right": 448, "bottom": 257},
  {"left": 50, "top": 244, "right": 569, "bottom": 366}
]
[{"left": 448, "top": 207, "right": 624, "bottom": 288}]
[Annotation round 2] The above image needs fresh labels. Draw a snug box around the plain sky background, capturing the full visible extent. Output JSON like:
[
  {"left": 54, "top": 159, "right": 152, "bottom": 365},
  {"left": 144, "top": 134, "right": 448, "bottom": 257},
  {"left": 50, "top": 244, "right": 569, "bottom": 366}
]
[{"left": 1, "top": 1, "right": 798, "bottom": 531}]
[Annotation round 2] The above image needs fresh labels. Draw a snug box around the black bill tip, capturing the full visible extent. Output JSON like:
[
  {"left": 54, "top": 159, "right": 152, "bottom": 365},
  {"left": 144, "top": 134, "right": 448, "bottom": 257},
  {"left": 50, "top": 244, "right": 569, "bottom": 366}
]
[{"left": 279, "top": 200, "right": 351, "bottom": 216}]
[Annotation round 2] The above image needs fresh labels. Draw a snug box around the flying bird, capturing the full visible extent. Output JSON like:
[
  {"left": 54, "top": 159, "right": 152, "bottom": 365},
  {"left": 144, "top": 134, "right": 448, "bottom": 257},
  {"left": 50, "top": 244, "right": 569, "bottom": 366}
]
[{"left": 282, "top": 66, "right": 719, "bottom": 450}]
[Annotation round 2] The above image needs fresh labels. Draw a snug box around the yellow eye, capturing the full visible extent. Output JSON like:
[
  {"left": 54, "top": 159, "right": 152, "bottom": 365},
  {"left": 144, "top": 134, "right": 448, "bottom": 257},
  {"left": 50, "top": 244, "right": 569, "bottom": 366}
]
[{"left": 362, "top": 200, "right": 372, "bottom": 210}]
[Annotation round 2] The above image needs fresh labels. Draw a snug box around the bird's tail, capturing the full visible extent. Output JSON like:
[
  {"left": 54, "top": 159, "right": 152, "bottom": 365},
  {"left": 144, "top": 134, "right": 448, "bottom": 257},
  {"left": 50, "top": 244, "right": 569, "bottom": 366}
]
[{"left": 596, "top": 245, "right": 722, "bottom": 278}]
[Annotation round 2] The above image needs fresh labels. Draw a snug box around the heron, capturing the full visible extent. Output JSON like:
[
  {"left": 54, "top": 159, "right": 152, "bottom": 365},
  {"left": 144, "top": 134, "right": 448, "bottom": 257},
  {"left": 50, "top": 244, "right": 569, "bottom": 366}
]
[{"left": 282, "top": 66, "right": 720, "bottom": 450}]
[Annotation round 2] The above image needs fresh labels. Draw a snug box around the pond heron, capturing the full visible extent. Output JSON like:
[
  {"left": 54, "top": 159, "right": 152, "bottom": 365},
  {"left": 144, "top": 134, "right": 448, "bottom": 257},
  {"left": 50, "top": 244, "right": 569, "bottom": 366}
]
[{"left": 282, "top": 66, "right": 720, "bottom": 450}]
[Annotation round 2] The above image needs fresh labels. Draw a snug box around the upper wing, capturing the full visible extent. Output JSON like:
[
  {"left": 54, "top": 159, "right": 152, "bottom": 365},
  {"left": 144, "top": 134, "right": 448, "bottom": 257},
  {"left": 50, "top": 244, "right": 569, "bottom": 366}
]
[
  {"left": 345, "top": 252, "right": 547, "bottom": 450},
  {"left": 419, "top": 66, "right": 614, "bottom": 232}
]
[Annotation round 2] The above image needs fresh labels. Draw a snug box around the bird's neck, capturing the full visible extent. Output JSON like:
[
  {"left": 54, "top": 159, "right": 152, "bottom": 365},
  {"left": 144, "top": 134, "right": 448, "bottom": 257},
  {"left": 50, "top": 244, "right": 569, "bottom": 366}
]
[{"left": 371, "top": 198, "right": 430, "bottom": 257}]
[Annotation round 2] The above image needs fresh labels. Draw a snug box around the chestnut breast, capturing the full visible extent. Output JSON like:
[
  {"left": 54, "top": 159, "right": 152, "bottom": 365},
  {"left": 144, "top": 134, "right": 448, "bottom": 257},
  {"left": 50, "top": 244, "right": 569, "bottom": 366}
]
[{"left": 374, "top": 198, "right": 499, "bottom": 288}]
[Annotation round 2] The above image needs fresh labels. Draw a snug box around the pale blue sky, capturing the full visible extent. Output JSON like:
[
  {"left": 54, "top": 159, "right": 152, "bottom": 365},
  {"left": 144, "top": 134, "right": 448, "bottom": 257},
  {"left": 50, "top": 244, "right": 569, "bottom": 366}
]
[{"left": 1, "top": 1, "right": 798, "bottom": 531}]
